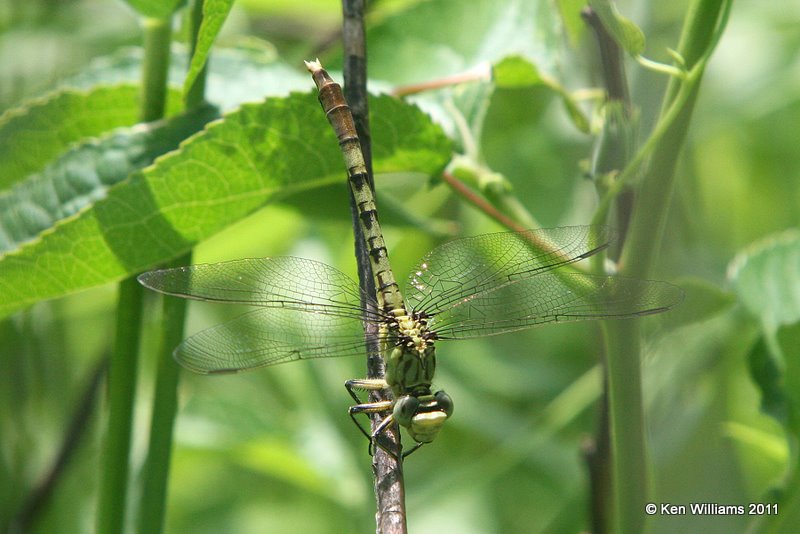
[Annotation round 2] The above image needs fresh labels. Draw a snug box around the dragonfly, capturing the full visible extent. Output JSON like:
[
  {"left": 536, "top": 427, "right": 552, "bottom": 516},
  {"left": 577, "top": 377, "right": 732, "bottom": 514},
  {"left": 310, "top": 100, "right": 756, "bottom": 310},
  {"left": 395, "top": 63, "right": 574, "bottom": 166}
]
[{"left": 138, "top": 61, "right": 684, "bottom": 457}]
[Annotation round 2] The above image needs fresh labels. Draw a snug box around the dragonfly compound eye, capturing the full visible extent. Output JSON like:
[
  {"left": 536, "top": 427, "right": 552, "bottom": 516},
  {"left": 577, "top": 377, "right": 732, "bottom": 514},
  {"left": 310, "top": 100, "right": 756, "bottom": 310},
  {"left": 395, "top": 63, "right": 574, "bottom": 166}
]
[
  {"left": 434, "top": 390, "right": 454, "bottom": 417},
  {"left": 393, "top": 395, "right": 420, "bottom": 427}
]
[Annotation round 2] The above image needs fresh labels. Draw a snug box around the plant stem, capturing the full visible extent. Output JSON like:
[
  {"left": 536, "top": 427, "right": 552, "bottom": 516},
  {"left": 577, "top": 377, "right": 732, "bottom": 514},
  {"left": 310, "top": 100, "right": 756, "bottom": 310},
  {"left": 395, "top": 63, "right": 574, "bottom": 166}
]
[
  {"left": 137, "top": 2, "right": 206, "bottom": 531},
  {"left": 96, "top": 278, "right": 144, "bottom": 534},
  {"left": 390, "top": 64, "right": 492, "bottom": 97},
  {"left": 341, "top": 1, "right": 407, "bottom": 532},
  {"left": 602, "top": 1, "right": 730, "bottom": 533},
  {"left": 97, "top": 12, "right": 176, "bottom": 534},
  {"left": 185, "top": 0, "right": 207, "bottom": 109},
  {"left": 98, "top": 14, "right": 174, "bottom": 533},
  {"left": 140, "top": 17, "right": 173, "bottom": 122},
  {"left": 620, "top": 0, "right": 728, "bottom": 280},
  {"left": 136, "top": 255, "right": 189, "bottom": 534},
  {"left": 581, "top": 7, "right": 635, "bottom": 533},
  {"left": 441, "top": 171, "right": 528, "bottom": 234}
]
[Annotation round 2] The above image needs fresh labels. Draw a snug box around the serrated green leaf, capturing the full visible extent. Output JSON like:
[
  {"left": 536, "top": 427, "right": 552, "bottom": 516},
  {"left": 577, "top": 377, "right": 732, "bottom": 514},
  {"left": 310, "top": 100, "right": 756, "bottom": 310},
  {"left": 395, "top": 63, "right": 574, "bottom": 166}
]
[
  {"left": 71, "top": 46, "right": 309, "bottom": 112},
  {"left": 493, "top": 55, "right": 589, "bottom": 133},
  {"left": 0, "top": 85, "right": 180, "bottom": 190},
  {"left": 0, "top": 93, "right": 453, "bottom": 317},
  {"left": 729, "top": 229, "right": 800, "bottom": 330},
  {"left": 123, "top": 0, "right": 184, "bottom": 19},
  {"left": 0, "top": 106, "right": 219, "bottom": 254},
  {"left": 588, "top": 0, "right": 646, "bottom": 56},
  {"left": 183, "top": 0, "right": 235, "bottom": 96}
]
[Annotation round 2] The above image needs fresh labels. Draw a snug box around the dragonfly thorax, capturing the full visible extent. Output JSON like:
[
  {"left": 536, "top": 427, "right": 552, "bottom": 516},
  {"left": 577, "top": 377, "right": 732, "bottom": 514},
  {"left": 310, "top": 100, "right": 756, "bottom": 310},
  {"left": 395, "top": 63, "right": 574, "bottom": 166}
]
[{"left": 392, "top": 312, "right": 436, "bottom": 353}]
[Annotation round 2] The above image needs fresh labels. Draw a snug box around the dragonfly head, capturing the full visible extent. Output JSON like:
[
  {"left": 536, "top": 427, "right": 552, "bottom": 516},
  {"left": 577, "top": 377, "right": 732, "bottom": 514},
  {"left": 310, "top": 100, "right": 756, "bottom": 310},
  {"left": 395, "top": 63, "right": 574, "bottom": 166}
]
[{"left": 394, "top": 390, "right": 454, "bottom": 444}]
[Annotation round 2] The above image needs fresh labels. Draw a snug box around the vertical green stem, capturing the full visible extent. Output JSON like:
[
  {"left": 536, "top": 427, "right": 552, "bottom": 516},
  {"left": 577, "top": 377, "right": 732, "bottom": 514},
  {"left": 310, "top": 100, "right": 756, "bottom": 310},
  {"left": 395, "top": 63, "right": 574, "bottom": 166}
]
[
  {"left": 96, "top": 278, "right": 145, "bottom": 534},
  {"left": 582, "top": 8, "right": 636, "bottom": 534},
  {"left": 137, "top": 256, "right": 189, "bottom": 534},
  {"left": 185, "top": 0, "right": 208, "bottom": 109},
  {"left": 603, "top": 1, "right": 729, "bottom": 533},
  {"left": 140, "top": 17, "right": 173, "bottom": 122},
  {"left": 603, "top": 319, "right": 647, "bottom": 534},
  {"left": 97, "top": 13, "right": 175, "bottom": 534},
  {"left": 137, "top": 2, "right": 207, "bottom": 532}
]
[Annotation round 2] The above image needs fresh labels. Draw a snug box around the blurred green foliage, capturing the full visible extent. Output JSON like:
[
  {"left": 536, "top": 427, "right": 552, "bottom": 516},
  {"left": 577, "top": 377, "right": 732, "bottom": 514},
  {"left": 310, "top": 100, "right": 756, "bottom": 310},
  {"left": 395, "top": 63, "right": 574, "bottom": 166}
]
[{"left": 1, "top": 0, "right": 799, "bottom": 533}]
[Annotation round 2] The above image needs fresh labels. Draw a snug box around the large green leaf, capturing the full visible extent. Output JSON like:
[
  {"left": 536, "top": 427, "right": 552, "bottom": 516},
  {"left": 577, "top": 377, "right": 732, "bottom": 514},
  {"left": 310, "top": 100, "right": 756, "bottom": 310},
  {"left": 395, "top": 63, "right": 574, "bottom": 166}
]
[
  {"left": 0, "top": 85, "right": 180, "bottom": 190},
  {"left": 0, "top": 106, "right": 218, "bottom": 254},
  {"left": 0, "top": 92, "right": 452, "bottom": 317}
]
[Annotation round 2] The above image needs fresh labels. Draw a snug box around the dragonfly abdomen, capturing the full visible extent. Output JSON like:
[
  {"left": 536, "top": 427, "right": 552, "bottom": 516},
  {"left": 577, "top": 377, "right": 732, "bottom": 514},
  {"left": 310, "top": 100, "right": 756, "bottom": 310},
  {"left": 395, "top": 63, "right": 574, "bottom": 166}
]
[{"left": 307, "top": 59, "right": 405, "bottom": 315}]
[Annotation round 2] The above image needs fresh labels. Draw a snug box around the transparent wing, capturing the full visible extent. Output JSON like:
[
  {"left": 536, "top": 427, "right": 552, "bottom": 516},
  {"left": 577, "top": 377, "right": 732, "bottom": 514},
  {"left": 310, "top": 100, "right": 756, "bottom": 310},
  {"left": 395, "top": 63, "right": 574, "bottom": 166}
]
[
  {"left": 138, "top": 257, "right": 383, "bottom": 322},
  {"left": 405, "top": 226, "right": 613, "bottom": 316},
  {"left": 430, "top": 273, "right": 684, "bottom": 340},
  {"left": 175, "top": 307, "right": 389, "bottom": 374}
]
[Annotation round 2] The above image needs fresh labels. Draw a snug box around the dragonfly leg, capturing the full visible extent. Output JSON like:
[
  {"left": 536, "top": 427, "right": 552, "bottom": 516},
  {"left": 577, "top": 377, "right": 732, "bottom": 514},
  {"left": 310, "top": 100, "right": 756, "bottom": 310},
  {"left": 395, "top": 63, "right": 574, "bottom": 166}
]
[
  {"left": 345, "top": 378, "right": 389, "bottom": 404},
  {"left": 348, "top": 401, "right": 398, "bottom": 457},
  {"left": 347, "top": 400, "right": 392, "bottom": 441},
  {"left": 402, "top": 442, "right": 424, "bottom": 458},
  {"left": 345, "top": 379, "right": 403, "bottom": 458},
  {"left": 344, "top": 378, "right": 390, "bottom": 440}
]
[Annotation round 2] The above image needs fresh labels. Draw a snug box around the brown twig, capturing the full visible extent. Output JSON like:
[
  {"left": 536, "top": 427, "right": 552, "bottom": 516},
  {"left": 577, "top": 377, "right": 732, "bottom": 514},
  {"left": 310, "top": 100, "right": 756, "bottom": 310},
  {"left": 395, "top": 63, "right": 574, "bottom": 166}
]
[
  {"left": 441, "top": 171, "right": 528, "bottom": 234},
  {"left": 391, "top": 64, "right": 492, "bottom": 97},
  {"left": 341, "top": 1, "right": 407, "bottom": 532},
  {"left": 12, "top": 358, "right": 107, "bottom": 533}
]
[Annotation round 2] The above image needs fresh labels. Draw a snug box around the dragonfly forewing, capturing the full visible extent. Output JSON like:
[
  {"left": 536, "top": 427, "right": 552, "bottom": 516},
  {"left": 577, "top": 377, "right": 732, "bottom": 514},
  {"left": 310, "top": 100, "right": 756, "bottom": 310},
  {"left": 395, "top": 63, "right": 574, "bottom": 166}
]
[
  {"left": 405, "top": 225, "right": 613, "bottom": 316},
  {"left": 138, "top": 256, "right": 382, "bottom": 322},
  {"left": 429, "top": 272, "right": 684, "bottom": 340}
]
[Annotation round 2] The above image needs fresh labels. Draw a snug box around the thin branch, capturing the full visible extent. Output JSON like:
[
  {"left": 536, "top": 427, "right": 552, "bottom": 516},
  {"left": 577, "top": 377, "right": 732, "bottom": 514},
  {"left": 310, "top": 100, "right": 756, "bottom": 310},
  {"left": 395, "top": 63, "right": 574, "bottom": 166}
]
[
  {"left": 341, "top": 2, "right": 407, "bottom": 533},
  {"left": 581, "top": 9, "right": 634, "bottom": 533},
  {"left": 12, "top": 358, "right": 107, "bottom": 533},
  {"left": 581, "top": 7, "right": 630, "bottom": 106},
  {"left": 391, "top": 64, "right": 492, "bottom": 97},
  {"left": 98, "top": 12, "right": 175, "bottom": 534},
  {"left": 443, "top": 170, "right": 601, "bottom": 268},
  {"left": 441, "top": 171, "right": 528, "bottom": 234},
  {"left": 582, "top": 5, "right": 635, "bottom": 261}
]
